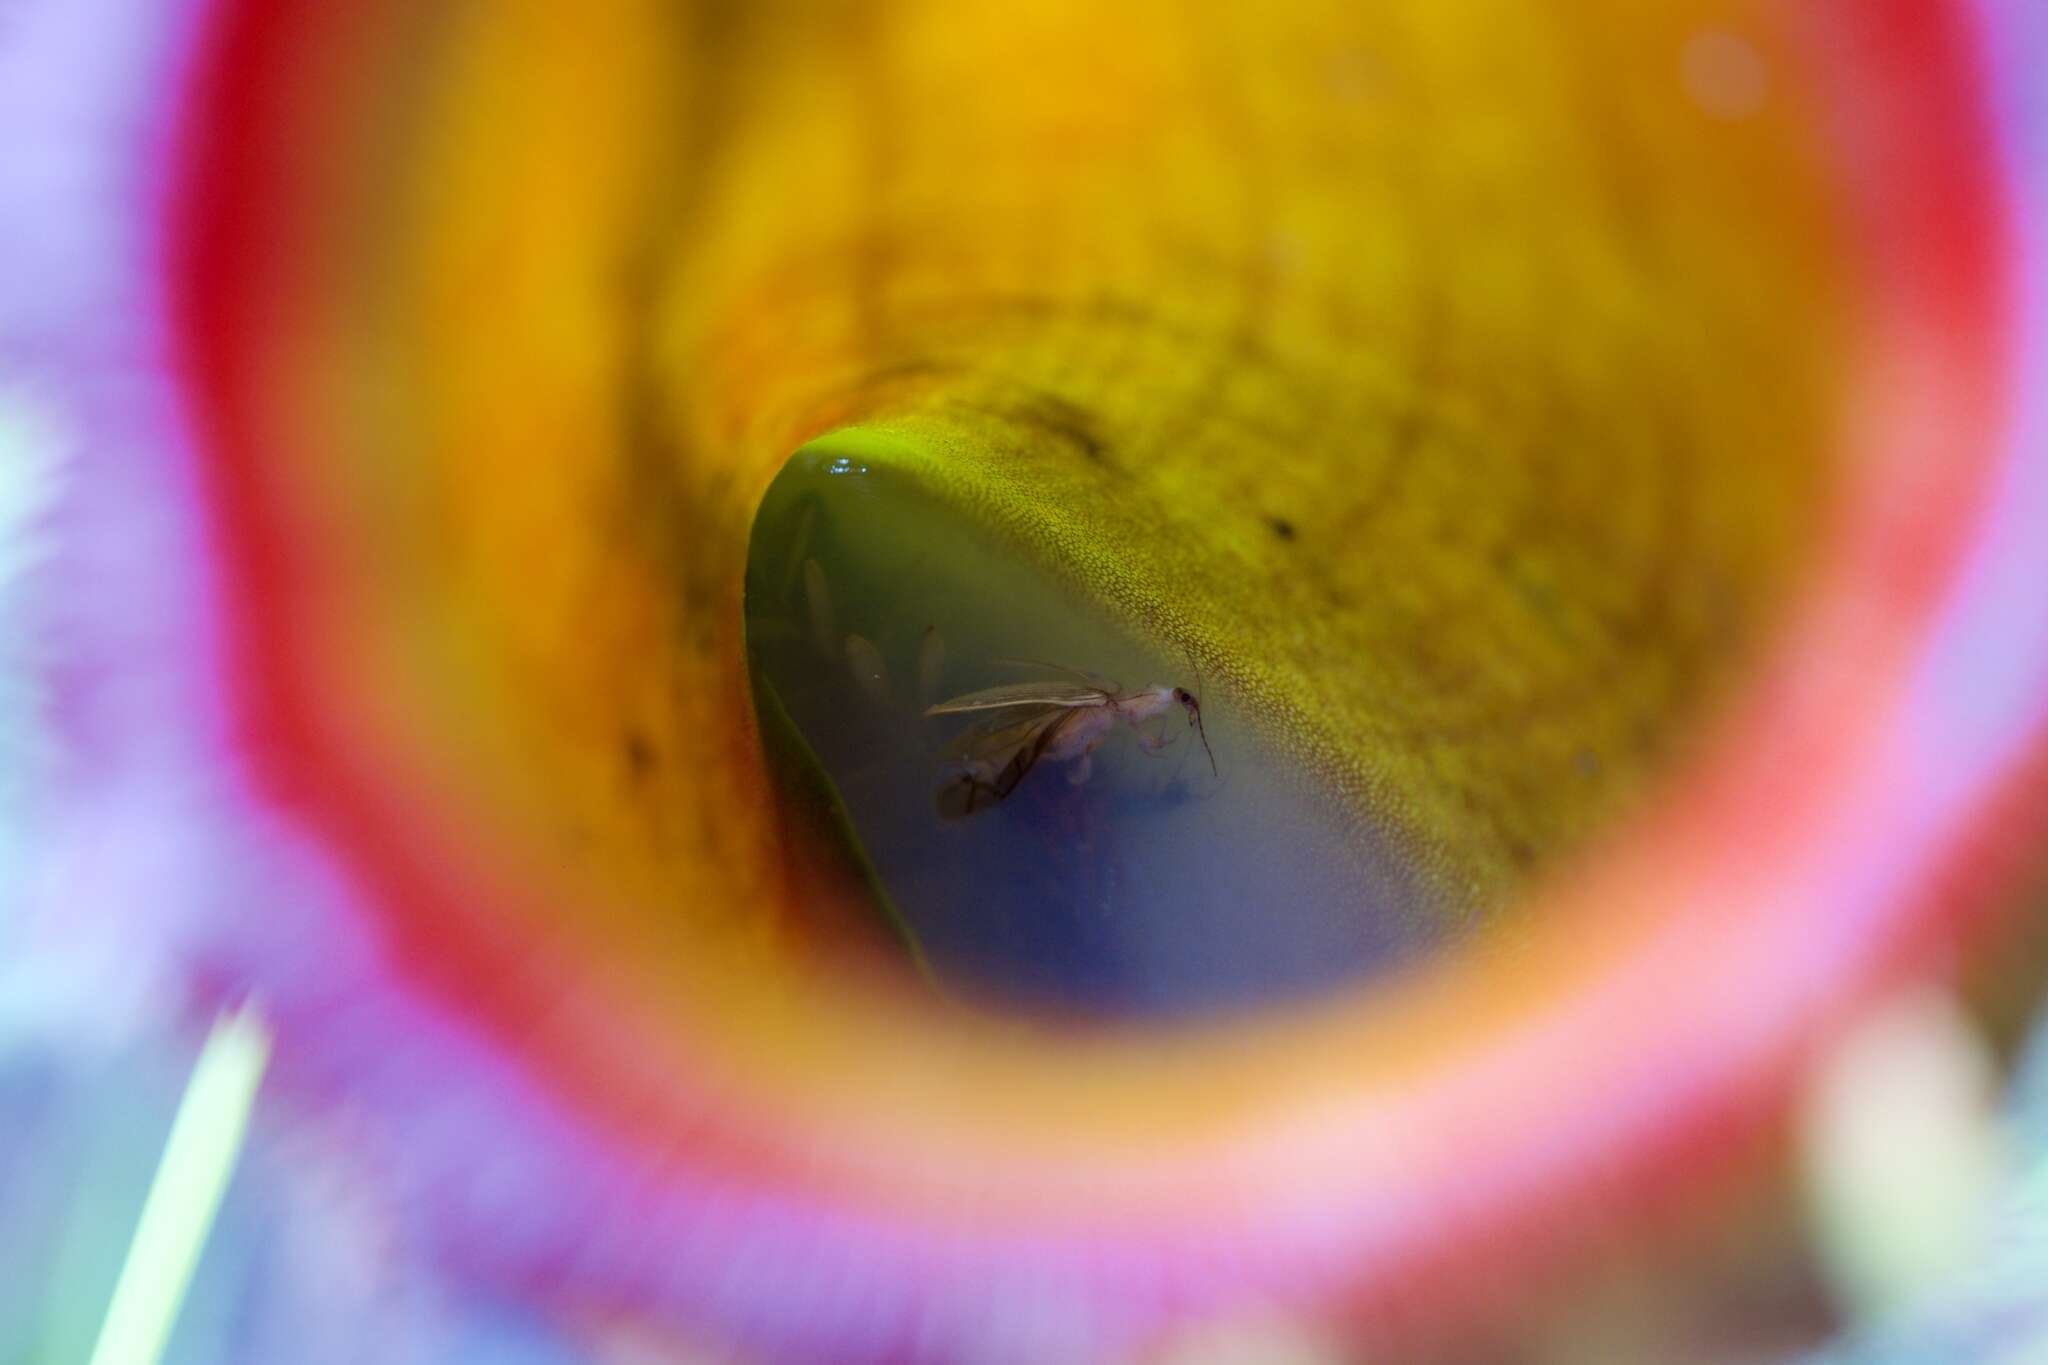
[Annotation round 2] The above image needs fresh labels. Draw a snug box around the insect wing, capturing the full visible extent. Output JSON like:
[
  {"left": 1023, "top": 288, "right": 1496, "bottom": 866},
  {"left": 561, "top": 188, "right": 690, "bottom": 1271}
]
[
  {"left": 924, "top": 679, "right": 1108, "bottom": 716},
  {"left": 939, "top": 704, "right": 1065, "bottom": 763},
  {"left": 935, "top": 707, "right": 1077, "bottom": 819}
]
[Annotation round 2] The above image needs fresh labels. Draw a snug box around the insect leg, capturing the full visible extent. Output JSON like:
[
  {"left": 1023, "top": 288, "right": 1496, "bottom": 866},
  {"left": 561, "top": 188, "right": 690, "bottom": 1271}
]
[
  {"left": 803, "top": 558, "right": 836, "bottom": 659},
  {"left": 916, "top": 625, "right": 945, "bottom": 710},
  {"left": 1137, "top": 720, "right": 1180, "bottom": 754},
  {"left": 844, "top": 633, "right": 889, "bottom": 705},
  {"left": 776, "top": 498, "right": 819, "bottom": 606}
]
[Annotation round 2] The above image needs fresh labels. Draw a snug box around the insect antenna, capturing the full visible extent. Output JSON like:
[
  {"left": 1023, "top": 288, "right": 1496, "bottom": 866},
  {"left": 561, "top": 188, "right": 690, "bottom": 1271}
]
[
  {"left": 1161, "top": 711, "right": 1193, "bottom": 791},
  {"left": 1188, "top": 698, "right": 1217, "bottom": 777},
  {"left": 1185, "top": 645, "right": 1218, "bottom": 778}
]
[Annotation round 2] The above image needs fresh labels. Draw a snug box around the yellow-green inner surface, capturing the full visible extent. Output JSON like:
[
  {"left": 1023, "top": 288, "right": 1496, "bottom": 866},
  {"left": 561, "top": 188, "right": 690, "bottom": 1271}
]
[
  {"left": 300, "top": 0, "right": 1848, "bottom": 992},
  {"left": 641, "top": 3, "right": 1846, "bottom": 911}
]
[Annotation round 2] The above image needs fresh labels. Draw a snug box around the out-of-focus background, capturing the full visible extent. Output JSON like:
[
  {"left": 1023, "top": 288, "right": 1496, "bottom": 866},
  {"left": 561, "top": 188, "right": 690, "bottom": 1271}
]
[{"left": 6, "top": 1, "right": 2048, "bottom": 1362}]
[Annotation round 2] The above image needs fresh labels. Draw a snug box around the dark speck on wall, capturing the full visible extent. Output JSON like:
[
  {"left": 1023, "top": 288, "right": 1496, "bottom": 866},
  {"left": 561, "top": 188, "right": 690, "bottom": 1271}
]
[{"left": 623, "top": 729, "right": 657, "bottom": 780}]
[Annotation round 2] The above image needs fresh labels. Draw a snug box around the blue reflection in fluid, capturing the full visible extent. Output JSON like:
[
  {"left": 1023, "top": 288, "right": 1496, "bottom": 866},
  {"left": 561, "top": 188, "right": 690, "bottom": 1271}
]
[{"left": 745, "top": 439, "right": 1443, "bottom": 1017}]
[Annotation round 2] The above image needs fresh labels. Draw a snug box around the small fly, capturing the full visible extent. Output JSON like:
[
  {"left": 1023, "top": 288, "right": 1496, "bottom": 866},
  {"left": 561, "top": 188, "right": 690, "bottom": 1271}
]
[{"left": 925, "top": 661, "right": 1216, "bottom": 819}]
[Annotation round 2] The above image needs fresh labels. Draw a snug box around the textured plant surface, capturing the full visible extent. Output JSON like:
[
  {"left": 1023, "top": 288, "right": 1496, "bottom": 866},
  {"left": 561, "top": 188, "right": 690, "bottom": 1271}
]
[{"left": 5, "top": 1, "right": 2048, "bottom": 1362}]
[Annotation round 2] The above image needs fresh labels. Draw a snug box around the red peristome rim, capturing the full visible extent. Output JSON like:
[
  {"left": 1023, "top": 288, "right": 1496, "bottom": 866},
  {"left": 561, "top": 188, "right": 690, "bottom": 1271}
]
[
  {"left": 165, "top": 0, "right": 2035, "bottom": 1333},
  {"left": 165, "top": 0, "right": 627, "bottom": 1136}
]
